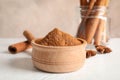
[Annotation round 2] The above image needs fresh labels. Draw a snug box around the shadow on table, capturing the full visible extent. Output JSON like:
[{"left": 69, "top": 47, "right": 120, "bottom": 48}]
[
  {"left": 9, "top": 57, "right": 40, "bottom": 72},
  {"left": 3, "top": 48, "right": 49, "bottom": 73},
  {"left": 9, "top": 57, "right": 62, "bottom": 74}
]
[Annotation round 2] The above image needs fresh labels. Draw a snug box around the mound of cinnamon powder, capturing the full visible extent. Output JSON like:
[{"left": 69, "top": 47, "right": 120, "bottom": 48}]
[{"left": 37, "top": 28, "right": 82, "bottom": 46}]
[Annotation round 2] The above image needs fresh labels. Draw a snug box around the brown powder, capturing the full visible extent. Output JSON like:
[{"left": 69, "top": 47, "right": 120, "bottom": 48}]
[{"left": 37, "top": 28, "right": 82, "bottom": 46}]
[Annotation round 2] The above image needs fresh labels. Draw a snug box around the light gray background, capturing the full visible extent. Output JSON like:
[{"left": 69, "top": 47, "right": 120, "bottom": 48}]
[{"left": 0, "top": 0, "right": 119, "bottom": 38}]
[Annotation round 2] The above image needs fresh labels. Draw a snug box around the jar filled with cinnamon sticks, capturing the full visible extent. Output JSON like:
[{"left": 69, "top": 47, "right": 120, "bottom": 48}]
[{"left": 77, "top": 0, "right": 110, "bottom": 46}]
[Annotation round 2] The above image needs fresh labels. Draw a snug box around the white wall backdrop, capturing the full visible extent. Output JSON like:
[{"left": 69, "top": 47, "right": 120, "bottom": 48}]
[{"left": 0, "top": 0, "right": 119, "bottom": 38}]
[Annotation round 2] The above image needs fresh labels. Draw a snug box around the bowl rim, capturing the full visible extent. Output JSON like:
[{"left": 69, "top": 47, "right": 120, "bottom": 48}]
[{"left": 31, "top": 38, "right": 87, "bottom": 49}]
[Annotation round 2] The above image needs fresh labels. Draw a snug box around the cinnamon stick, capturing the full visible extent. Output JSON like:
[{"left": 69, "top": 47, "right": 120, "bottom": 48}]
[
  {"left": 80, "top": 0, "right": 88, "bottom": 6},
  {"left": 94, "top": 0, "right": 109, "bottom": 45},
  {"left": 77, "top": 0, "right": 96, "bottom": 39},
  {"left": 94, "top": 17, "right": 105, "bottom": 45},
  {"left": 80, "top": 0, "right": 88, "bottom": 17},
  {"left": 23, "top": 30, "right": 35, "bottom": 42},
  {"left": 8, "top": 30, "right": 35, "bottom": 54},
  {"left": 95, "top": 0, "right": 106, "bottom": 6},
  {"left": 85, "top": 0, "right": 106, "bottom": 43},
  {"left": 8, "top": 41, "right": 31, "bottom": 54}
]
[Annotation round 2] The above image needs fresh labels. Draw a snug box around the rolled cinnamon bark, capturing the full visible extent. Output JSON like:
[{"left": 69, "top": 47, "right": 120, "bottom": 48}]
[
  {"left": 23, "top": 30, "right": 35, "bottom": 42},
  {"left": 80, "top": 0, "right": 88, "bottom": 6},
  {"left": 94, "top": 0, "right": 109, "bottom": 45},
  {"left": 8, "top": 30, "right": 35, "bottom": 54},
  {"left": 85, "top": 0, "right": 106, "bottom": 43},
  {"left": 8, "top": 41, "right": 31, "bottom": 54},
  {"left": 94, "top": 19, "right": 105, "bottom": 45},
  {"left": 85, "top": 17, "right": 100, "bottom": 43},
  {"left": 77, "top": 0, "right": 96, "bottom": 39}
]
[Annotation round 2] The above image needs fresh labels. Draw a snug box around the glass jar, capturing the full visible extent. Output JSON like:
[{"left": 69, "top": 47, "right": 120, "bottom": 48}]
[{"left": 77, "top": 6, "right": 110, "bottom": 46}]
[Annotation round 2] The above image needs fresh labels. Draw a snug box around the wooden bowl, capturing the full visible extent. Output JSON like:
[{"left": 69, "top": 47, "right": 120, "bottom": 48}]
[{"left": 31, "top": 38, "right": 87, "bottom": 73}]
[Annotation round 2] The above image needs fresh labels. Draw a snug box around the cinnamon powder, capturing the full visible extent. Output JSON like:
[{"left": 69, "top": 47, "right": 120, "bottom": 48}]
[{"left": 37, "top": 28, "right": 82, "bottom": 46}]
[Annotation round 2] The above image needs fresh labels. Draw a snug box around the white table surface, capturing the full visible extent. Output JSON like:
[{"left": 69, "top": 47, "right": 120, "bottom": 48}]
[{"left": 0, "top": 38, "right": 120, "bottom": 80}]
